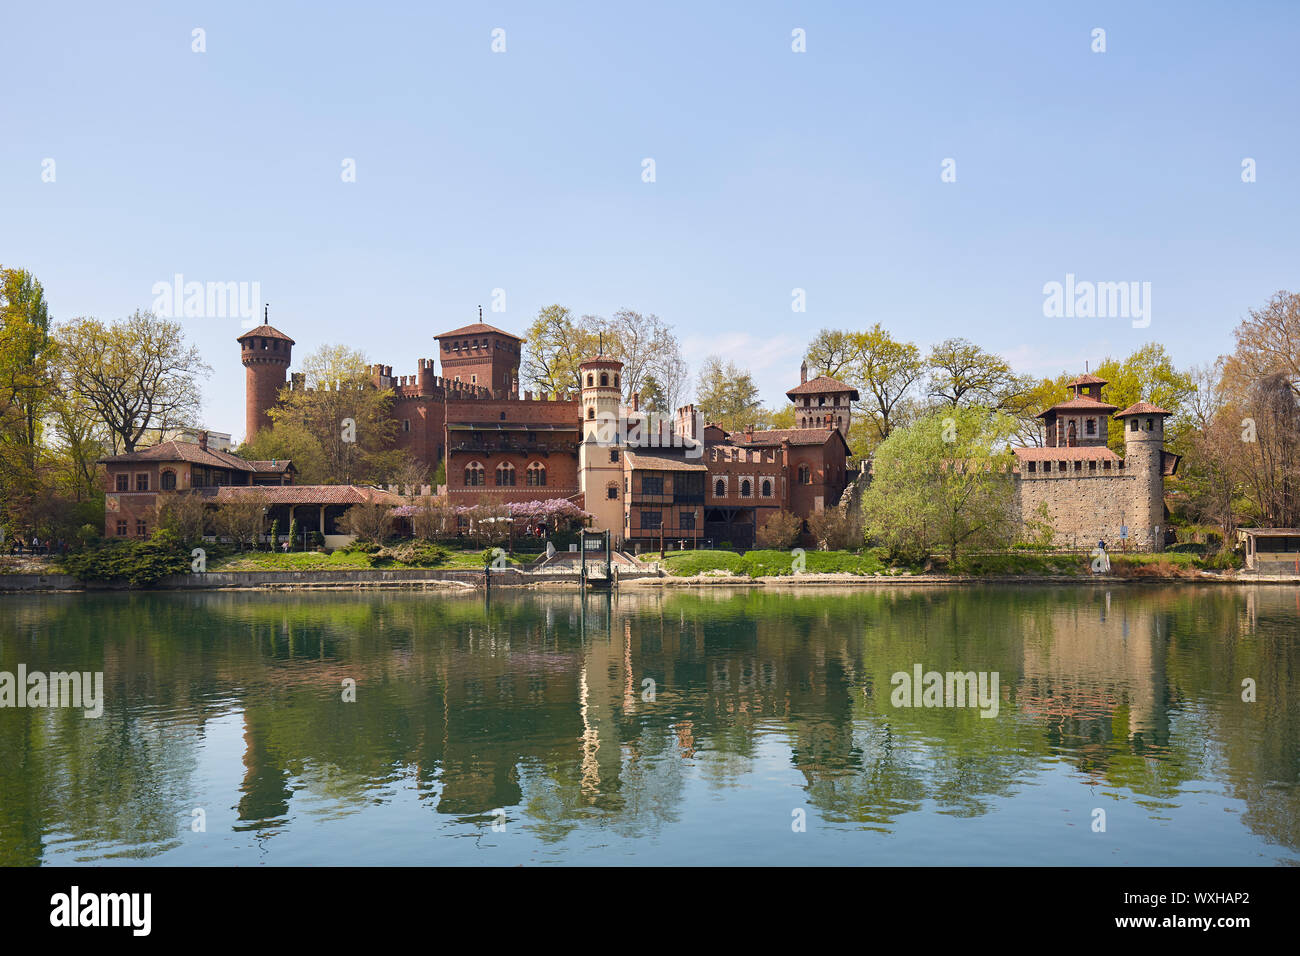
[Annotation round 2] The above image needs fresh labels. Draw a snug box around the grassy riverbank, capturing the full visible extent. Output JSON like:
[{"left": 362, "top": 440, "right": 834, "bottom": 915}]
[{"left": 656, "top": 548, "right": 1243, "bottom": 579}]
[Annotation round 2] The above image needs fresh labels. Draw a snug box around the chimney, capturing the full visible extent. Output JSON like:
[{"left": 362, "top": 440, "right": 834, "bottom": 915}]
[
  {"left": 800, "top": 360, "right": 808, "bottom": 384},
  {"left": 745, "top": 423, "right": 754, "bottom": 441},
  {"left": 198, "top": 430, "right": 209, "bottom": 451},
  {"left": 632, "top": 391, "right": 639, "bottom": 411}
]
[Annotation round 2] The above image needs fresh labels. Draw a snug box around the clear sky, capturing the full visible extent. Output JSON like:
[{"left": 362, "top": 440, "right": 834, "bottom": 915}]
[{"left": 4, "top": 0, "right": 1298, "bottom": 442}]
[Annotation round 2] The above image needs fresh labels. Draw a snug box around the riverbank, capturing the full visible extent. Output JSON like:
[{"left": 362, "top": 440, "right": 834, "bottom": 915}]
[{"left": 1, "top": 567, "right": 1295, "bottom": 591}]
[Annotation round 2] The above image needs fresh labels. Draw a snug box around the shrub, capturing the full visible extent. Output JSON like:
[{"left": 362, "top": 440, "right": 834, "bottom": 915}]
[
  {"left": 756, "top": 510, "right": 802, "bottom": 549},
  {"left": 808, "top": 507, "right": 863, "bottom": 551},
  {"left": 61, "top": 529, "right": 191, "bottom": 587},
  {"left": 155, "top": 491, "right": 210, "bottom": 545},
  {"left": 341, "top": 502, "right": 394, "bottom": 543},
  {"left": 339, "top": 540, "right": 381, "bottom": 555},
  {"left": 383, "top": 541, "right": 450, "bottom": 567}
]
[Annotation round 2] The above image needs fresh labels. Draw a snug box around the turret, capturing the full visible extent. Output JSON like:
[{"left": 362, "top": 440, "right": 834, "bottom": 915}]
[
  {"left": 1115, "top": 401, "right": 1173, "bottom": 551},
  {"left": 579, "top": 355, "right": 623, "bottom": 442},
  {"left": 238, "top": 318, "right": 295, "bottom": 441},
  {"left": 578, "top": 353, "right": 626, "bottom": 544}
]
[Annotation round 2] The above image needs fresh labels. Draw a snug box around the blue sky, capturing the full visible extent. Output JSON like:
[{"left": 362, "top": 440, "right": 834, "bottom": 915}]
[{"left": 4, "top": 0, "right": 1298, "bottom": 442}]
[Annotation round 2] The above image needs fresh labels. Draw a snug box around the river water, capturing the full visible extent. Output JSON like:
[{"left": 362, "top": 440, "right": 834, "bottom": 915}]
[{"left": 1, "top": 585, "right": 1296, "bottom": 865}]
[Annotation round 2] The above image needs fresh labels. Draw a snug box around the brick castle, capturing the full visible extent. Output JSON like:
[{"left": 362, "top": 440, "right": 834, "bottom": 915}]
[{"left": 238, "top": 315, "right": 854, "bottom": 549}]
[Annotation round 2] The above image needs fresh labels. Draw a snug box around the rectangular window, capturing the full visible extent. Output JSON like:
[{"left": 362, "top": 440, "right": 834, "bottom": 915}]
[
  {"left": 642, "top": 476, "right": 664, "bottom": 495},
  {"left": 116, "top": 520, "right": 128, "bottom": 536},
  {"left": 607, "top": 485, "right": 618, "bottom": 499},
  {"left": 115, "top": 474, "right": 129, "bottom": 492},
  {"left": 1086, "top": 419, "right": 1096, "bottom": 435},
  {"left": 402, "top": 420, "right": 410, "bottom": 433},
  {"left": 680, "top": 512, "right": 696, "bottom": 530},
  {"left": 135, "top": 473, "right": 149, "bottom": 491},
  {"left": 1027, "top": 461, "right": 1036, "bottom": 473},
  {"left": 610, "top": 449, "right": 619, "bottom": 463},
  {"left": 642, "top": 511, "right": 662, "bottom": 529},
  {"left": 136, "top": 520, "right": 147, "bottom": 537}
]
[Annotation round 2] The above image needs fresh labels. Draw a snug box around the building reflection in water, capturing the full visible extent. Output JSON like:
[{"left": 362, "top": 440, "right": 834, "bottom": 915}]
[{"left": 0, "top": 585, "right": 1296, "bottom": 863}]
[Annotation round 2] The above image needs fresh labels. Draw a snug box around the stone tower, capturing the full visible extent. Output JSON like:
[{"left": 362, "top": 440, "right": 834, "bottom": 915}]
[
  {"left": 238, "top": 320, "right": 295, "bottom": 441},
  {"left": 1115, "top": 401, "right": 1172, "bottom": 550},
  {"left": 578, "top": 354, "right": 625, "bottom": 542}
]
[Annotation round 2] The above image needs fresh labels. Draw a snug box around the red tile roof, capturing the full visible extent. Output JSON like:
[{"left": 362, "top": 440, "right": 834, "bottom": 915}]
[
  {"left": 624, "top": 451, "right": 708, "bottom": 472},
  {"left": 1066, "top": 373, "right": 1108, "bottom": 387},
  {"left": 1114, "top": 401, "right": 1172, "bottom": 417},
  {"left": 1037, "top": 395, "right": 1118, "bottom": 417},
  {"left": 214, "top": 485, "right": 404, "bottom": 505},
  {"left": 435, "top": 322, "right": 521, "bottom": 340},
  {"left": 236, "top": 324, "right": 295, "bottom": 344},
  {"left": 786, "top": 375, "right": 860, "bottom": 399},
  {"left": 97, "top": 441, "right": 269, "bottom": 472},
  {"left": 1013, "top": 446, "right": 1121, "bottom": 462},
  {"left": 733, "top": 427, "right": 849, "bottom": 449}
]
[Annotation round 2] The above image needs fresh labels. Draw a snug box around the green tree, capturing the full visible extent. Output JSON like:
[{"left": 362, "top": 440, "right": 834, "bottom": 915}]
[
  {"left": 236, "top": 421, "right": 327, "bottom": 484},
  {"left": 861, "top": 407, "right": 1018, "bottom": 563},
  {"left": 520, "top": 305, "right": 599, "bottom": 396},
  {"left": 804, "top": 324, "right": 925, "bottom": 457},
  {"left": 55, "top": 311, "right": 210, "bottom": 454},
  {"left": 926, "top": 337, "right": 1028, "bottom": 410},
  {"left": 695, "top": 356, "right": 762, "bottom": 433},
  {"left": 1091, "top": 343, "right": 1196, "bottom": 453},
  {"left": 267, "top": 345, "right": 397, "bottom": 484}
]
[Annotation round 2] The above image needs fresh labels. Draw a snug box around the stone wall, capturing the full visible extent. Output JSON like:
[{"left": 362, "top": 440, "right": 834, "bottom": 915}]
[{"left": 1015, "top": 471, "right": 1161, "bottom": 550}]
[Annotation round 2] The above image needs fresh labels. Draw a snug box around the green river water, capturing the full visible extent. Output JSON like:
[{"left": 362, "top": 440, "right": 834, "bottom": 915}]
[{"left": 0, "top": 584, "right": 1296, "bottom": 865}]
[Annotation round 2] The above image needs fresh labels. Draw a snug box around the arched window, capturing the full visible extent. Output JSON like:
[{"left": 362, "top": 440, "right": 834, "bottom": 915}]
[
  {"left": 526, "top": 461, "right": 547, "bottom": 486},
  {"left": 586, "top": 373, "right": 594, "bottom": 387},
  {"left": 465, "top": 461, "right": 485, "bottom": 486},
  {"left": 496, "top": 462, "right": 516, "bottom": 486},
  {"left": 740, "top": 479, "right": 751, "bottom": 497},
  {"left": 587, "top": 407, "right": 596, "bottom": 419},
  {"left": 798, "top": 465, "right": 811, "bottom": 484},
  {"left": 714, "top": 478, "right": 725, "bottom": 497},
  {"left": 800, "top": 417, "right": 806, "bottom": 427},
  {"left": 761, "top": 478, "right": 771, "bottom": 497},
  {"left": 160, "top": 469, "right": 177, "bottom": 490},
  {"left": 600, "top": 372, "right": 608, "bottom": 387},
  {"left": 614, "top": 374, "right": 620, "bottom": 388}
]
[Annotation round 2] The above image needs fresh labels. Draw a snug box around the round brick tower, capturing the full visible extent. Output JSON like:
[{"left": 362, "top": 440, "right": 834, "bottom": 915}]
[
  {"left": 1115, "top": 401, "right": 1172, "bottom": 551},
  {"left": 237, "top": 321, "right": 295, "bottom": 441}
]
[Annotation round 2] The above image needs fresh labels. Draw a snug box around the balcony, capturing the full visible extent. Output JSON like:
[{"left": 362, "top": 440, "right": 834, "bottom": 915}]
[{"left": 449, "top": 441, "right": 577, "bottom": 457}]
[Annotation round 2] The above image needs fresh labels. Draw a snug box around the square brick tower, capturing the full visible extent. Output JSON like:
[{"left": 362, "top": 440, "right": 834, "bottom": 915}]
[{"left": 434, "top": 317, "right": 522, "bottom": 396}]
